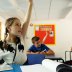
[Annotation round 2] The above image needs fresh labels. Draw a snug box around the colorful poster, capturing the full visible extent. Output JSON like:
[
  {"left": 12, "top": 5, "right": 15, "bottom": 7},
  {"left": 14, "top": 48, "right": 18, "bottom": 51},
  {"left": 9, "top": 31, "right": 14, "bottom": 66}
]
[{"left": 34, "top": 24, "right": 55, "bottom": 45}]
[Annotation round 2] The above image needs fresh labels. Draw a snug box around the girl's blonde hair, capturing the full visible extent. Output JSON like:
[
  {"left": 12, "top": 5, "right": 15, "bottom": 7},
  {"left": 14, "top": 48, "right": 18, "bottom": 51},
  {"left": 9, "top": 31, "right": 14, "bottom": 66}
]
[
  {"left": 5, "top": 17, "right": 19, "bottom": 35},
  {"left": 5, "top": 17, "right": 19, "bottom": 28},
  {"left": 4, "top": 17, "right": 19, "bottom": 42}
]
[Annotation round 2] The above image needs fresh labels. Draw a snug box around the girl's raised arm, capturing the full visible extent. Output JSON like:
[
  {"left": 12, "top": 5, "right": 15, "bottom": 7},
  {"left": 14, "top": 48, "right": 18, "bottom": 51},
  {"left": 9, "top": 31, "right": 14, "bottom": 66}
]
[{"left": 22, "top": 0, "right": 33, "bottom": 38}]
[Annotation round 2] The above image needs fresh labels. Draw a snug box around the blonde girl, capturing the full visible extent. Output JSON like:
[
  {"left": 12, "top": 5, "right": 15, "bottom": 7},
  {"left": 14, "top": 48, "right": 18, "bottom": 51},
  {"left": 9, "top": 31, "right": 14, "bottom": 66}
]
[{"left": 3, "top": 0, "right": 33, "bottom": 65}]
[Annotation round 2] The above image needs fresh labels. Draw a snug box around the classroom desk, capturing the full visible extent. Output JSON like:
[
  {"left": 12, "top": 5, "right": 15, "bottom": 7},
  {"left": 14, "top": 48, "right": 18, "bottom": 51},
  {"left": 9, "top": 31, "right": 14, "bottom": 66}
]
[
  {"left": 3, "top": 62, "right": 72, "bottom": 72},
  {"left": 3, "top": 64, "right": 22, "bottom": 72}
]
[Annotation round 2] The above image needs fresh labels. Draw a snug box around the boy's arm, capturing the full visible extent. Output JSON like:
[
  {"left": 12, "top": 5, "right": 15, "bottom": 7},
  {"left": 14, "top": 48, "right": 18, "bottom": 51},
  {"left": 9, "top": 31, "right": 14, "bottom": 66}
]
[
  {"left": 46, "top": 49, "right": 55, "bottom": 55},
  {"left": 39, "top": 49, "right": 55, "bottom": 55},
  {"left": 26, "top": 50, "right": 32, "bottom": 54},
  {"left": 27, "top": 51, "right": 40, "bottom": 54},
  {"left": 22, "top": 0, "right": 33, "bottom": 38},
  {"left": 40, "top": 44, "right": 55, "bottom": 55}
]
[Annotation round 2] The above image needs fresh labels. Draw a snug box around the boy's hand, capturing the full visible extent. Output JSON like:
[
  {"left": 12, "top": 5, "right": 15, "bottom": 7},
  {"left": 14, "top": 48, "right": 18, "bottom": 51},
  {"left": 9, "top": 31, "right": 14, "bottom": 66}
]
[
  {"left": 30, "top": 52, "right": 39, "bottom": 54},
  {"left": 40, "top": 52, "right": 46, "bottom": 54}
]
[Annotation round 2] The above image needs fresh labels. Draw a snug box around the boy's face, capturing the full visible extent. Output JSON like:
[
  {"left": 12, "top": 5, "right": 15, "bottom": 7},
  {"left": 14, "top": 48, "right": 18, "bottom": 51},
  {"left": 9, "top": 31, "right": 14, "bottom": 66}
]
[{"left": 34, "top": 39, "right": 41, "bottom": 48}]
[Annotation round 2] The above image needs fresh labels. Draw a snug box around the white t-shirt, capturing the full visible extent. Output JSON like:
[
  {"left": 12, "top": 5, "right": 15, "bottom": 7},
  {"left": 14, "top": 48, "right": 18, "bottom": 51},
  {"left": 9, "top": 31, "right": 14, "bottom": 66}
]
[{"left": 3, "top": 42, "right": 27, "bottom": 65}]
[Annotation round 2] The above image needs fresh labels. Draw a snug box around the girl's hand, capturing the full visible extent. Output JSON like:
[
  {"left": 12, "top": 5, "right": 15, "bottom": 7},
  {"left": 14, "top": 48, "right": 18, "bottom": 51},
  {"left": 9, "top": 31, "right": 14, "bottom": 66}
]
[{"left": 29, "top": 0, "right": 33, "bottom": 4}]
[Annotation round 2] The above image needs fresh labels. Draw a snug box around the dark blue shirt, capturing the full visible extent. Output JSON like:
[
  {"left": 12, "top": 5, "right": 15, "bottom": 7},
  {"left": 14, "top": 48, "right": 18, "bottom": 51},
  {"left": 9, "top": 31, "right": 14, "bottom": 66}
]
[{"left": 29, "top": 44, "right": 50, "bottom": 52}]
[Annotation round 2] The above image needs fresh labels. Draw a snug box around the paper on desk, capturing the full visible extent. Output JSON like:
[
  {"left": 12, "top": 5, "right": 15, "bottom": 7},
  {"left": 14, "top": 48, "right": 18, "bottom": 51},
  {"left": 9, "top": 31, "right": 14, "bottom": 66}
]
[
  {"left": 20, "top": 64, "right": 53, "bottom": 72},
  {"left": 0, "top": 62, "right": 13, "bottom": 71}
]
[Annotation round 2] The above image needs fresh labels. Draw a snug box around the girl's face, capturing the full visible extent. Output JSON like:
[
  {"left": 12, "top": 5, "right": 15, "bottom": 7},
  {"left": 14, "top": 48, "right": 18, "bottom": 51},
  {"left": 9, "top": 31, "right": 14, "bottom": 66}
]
[{"left": 8, "top": 19, "right": 22, "bottom": 37}]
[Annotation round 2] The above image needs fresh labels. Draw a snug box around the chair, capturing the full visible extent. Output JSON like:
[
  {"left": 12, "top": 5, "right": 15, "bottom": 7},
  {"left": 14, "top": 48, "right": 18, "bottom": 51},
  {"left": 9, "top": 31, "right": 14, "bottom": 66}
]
[{"left": 27, "top": 54, "right": 45, "bottom": 65}]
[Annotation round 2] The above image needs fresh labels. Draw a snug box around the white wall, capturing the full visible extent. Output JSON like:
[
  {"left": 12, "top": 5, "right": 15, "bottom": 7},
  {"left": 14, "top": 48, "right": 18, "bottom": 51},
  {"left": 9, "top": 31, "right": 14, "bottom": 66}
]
[{"left": 24, "top": 19, "right": 72, "bottom": 61}]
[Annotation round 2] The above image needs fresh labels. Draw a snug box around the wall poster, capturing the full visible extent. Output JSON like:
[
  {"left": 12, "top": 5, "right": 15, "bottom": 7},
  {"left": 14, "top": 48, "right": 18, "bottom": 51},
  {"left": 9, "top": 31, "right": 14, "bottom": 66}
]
[{"left": 34, "top": 24, "right": 56, "bottom": 45}]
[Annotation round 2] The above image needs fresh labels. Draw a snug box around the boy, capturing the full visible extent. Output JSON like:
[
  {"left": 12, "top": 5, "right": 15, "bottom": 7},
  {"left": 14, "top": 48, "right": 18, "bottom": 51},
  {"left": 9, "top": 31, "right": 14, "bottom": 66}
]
[{"left": 27, "top": 36, "right": 55, "bottom": 55}]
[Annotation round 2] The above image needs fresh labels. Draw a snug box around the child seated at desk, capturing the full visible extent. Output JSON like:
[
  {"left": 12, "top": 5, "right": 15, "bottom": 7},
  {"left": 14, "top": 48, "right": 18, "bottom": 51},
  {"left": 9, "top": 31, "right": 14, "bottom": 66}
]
[{"left": 27, "top": 36, "right": 55, "bottom": 55}]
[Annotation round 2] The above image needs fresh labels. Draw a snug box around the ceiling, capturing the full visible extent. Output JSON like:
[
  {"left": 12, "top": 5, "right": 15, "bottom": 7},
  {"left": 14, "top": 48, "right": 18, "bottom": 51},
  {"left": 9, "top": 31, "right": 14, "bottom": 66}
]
[{"left": 0, "top": 0, "right": 72, "bottom": 22}]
